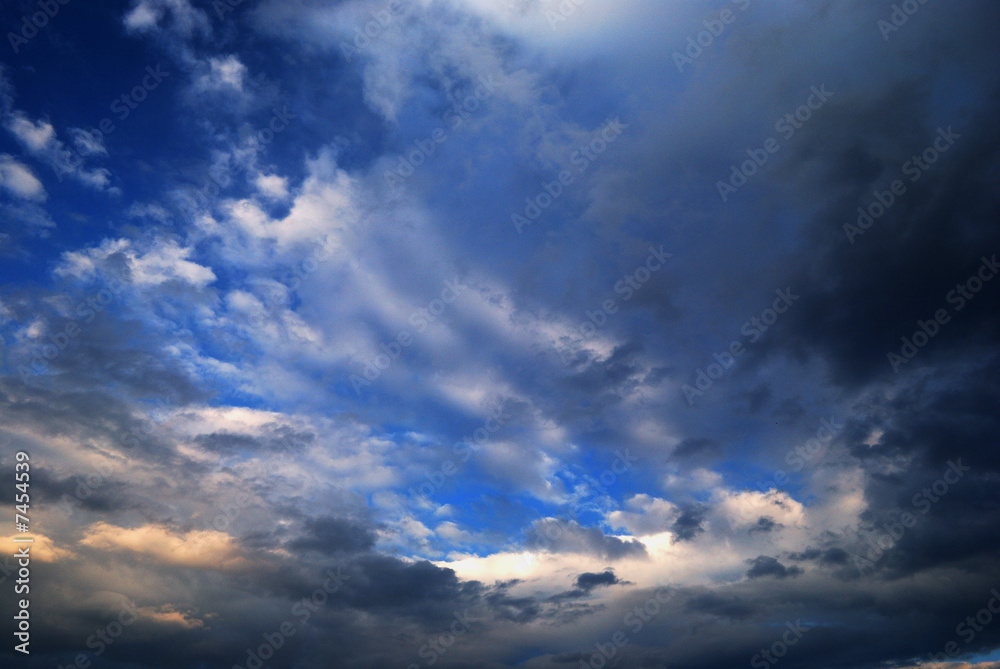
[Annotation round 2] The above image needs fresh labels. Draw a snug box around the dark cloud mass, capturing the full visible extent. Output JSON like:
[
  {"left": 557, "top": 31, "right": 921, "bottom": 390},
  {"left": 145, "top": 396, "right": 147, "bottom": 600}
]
[{"left": 1, "top": 0, "right": 1000, "bottom": 668}]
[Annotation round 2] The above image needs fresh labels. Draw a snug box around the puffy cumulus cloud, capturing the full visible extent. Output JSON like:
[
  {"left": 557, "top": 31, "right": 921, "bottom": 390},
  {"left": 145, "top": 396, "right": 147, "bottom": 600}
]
[
  {"left": 123, "top": 0, "right": 211, "bottom": 40},
  {"left": 194, "top": 55, "right": 248, "bottom": 93},
  {"left": 186, "top": 55, "right": 259, "bottom": 113},
  {"left": 253, "top": 0, "right": 540, "bottom": 122},
  {"left": 526, "top": 518, "right": 647, "bottom": 560},
  {"left": 161, "top": 405, "right": 403, "bottom": 495},
  {"left": 0, "top": 531, "right": 74, "bottom": 562},
  {"left": 744, "top": 555, "right": 803, "bottom": 580},
  {"left": 191, "top": 148, "right": 358, "bottom": 276},
  {"left": 132, "top": 603, "right": 206, "bottom": 629},
  {"left": 79, "top": 522, "right": 251, "bottom": 571},
  {"left": 68, "top": 127, "right": 108, "bottom": 157},
  {"left": 5, "top": 111, "right": 55, "bottom": 152},
  {"left": 607, "top": 494, "right": 679, "bottom": 535},
  {"left": 2, "top": 110, "right": 114, "bottom": 192},
  {"left": 54, "top": 237, "right": 216, "bottom": 288},
  {"left": 0, "top": 154, "right": 45, "bottom": 201},
  {"left": 129, "top": 240, "right": 217, "bottom": 287},
  {"left": 254, "top": 172, "right": 289, "bottom": 200}
]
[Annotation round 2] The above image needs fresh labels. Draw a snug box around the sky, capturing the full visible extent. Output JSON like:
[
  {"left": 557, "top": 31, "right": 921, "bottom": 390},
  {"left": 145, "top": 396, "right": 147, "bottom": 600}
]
[{"left": 1, "top": 1, "right": 1000, "bottom": 668}]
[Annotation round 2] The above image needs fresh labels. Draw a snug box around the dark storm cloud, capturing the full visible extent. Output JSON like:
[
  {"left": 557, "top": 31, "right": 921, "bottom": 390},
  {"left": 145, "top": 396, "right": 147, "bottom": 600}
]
[
  {"left": 575, "top": 570, "right": 621, "bottom": 591},
  {"left": 683, "top": 590, "right": 755, "bottom": 622},
  {"left": 287, "top": 515, "right": 377, "bottom": 554},
  {"left": 2, "top": 292, "right": 210, "bottom": 404},
  {"left": 745, "top": 555, "right": 803, "bottom": 580},
  {"left": 195, "top": 424, "right": 315, "bottom": 456},
  {"left": 486, "top": 580, "right": 542, "bottom": 623},
  {"left": 789, "top": 547, "right": 850, "bottom": 566},
  {"left": 749, "top": 516, "right": 781, "bottom": 534},
  {"left": 672, "top": 436, "right": 723, "bottom": 462},
  {"left": 526, "top": 518, "right": 648, "bottom": 560},
  {"left": 670, "top": 503, "right": 708, "bottom": 541},
  {"left": 545, "top": 570, "right": 629, "bottom": 606}
]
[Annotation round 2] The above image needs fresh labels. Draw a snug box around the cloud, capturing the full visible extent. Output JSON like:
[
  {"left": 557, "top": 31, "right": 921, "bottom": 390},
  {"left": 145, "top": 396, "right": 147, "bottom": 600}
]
[
  {"left": 527, "top": 518, "right": 647, "bottom": 560},
  {"left": 0, "top": 154, "right": 46, "bottom": 201},
  {"left": 745, "top": 555, "right": 803, "bottom": 580},
  {"left": 123, "top": 0, "right": 211, "bottom": 40},
  {"left": 254, "top": 173, "right": 289, "bottom": 200},
  {"left": 68, "top": 128, "right": 109, "bottom": 157},
  {"left": 6, "top": 113, "right": 55, "bottom": 152},
  {"left": 287, "top": 515, "right": 378, "bottom": 554},
  {"left": 127, "top": 202, "right": 172, "bottom": 224},
  {"left": 574, "top": 570, "right": 621, "bottom": 591},
  {"left": 55, "top": 237, "right": 216, "bottom": 288},
  {"left": 192, "top": 55, "right": 247, "bottom": 93},
  {"left": 0, "top": 532, "right": 74, "bottom": 562},
  {"left": 0, "top": 1, "right": 999, "bottom": 668},
  {"left": 3, "top": 111, "right": 113, "bottom": 192},
  {"left": 79, "top": 522, "right": 250, "bottom": 571}
]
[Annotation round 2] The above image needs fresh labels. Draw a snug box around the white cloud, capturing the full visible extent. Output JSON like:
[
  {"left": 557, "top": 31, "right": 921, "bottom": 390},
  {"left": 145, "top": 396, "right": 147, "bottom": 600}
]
[
  {"left": 0, "top": 202, "right": 55, "bottom": 236},
  {"left": 192, "top": 55, "right": 248, "bottom": 95},
  {"left": 127, "top": 202, "right": 172, "bottom": 223},
  {"left": 254, "top": 173, "right": 289, "bottom": 200},
  {"left": 69, "top": 127, "right": 109, "bottom": 157},
  {"left": 55, "top": 237, "right": 216, "bottom": 288},
  {"left": 3, "top": 111, "right": 114, "bottom": 192},
  {"left": 132, "top": 239, "right": 217, "bottom": 287},
  {"left": 80, "top": 522, "right": 250, "bottom": 571},
  {"left": 0, "top": 154, "right": 46, "bottom": 201},
  {"left": 6, "top": 113, "right": 55, "bottom": 152},
  {"left": 123, "top": 0, "right": 211, "bottom": 40}
]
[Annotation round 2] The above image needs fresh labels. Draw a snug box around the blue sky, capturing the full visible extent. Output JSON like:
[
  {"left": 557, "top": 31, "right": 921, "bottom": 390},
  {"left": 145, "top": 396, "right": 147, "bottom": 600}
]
[{"left": 2, "top": 1, "right": 1000, "bottom": 668}]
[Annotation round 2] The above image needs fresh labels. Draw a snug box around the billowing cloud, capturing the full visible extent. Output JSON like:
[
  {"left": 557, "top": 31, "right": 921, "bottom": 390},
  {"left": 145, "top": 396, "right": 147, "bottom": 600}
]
[{"left": 1, "top": 1, "right": 999, "bottom": 668}]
